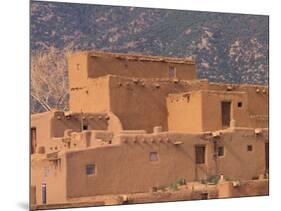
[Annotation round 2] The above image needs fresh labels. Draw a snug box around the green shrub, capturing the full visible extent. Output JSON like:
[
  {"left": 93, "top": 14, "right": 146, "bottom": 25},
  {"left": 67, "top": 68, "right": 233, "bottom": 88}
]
[
  {"left": 170, "top": 183, "right": 179, "bottom": 191},
  {"left": 159, "top": 185, "right": 167, "bottom": 192},
  {"left": 175, "top": 178, "right": 186, "bottom": 186},
  {"left": 206, "top": 175, "right": 220, "bottom": 184}
]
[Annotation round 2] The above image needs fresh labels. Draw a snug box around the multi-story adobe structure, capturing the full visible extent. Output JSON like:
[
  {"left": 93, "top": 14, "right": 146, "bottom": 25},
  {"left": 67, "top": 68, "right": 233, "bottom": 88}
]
[{"left": 31, "top": 51, "right": 269, "bottom": 207}]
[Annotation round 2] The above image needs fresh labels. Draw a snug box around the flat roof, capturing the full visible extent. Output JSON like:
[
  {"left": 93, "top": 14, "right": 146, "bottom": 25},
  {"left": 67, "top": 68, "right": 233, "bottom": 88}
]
[{"left": 82, "top": 50, "right": 195, "bottom": 65}]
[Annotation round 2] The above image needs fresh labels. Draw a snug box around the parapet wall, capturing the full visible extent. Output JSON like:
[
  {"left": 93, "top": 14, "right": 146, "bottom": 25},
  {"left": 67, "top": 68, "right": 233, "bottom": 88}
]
[
  {"left": 88, "top": 51, "right": 197, "bottom": 80},
  {"left": 68, "top": 51, "right": 197, "bottom": 90},
  {"left": 218, "top": 179, "right": 269, "bottom": 198}
]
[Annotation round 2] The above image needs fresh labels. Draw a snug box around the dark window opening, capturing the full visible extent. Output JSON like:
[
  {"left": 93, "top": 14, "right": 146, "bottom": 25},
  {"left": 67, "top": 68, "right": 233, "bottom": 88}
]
[
  {"left": 31, "top": 127, "right": 37, "bottom": 154},
  {"left": 83, "top": 124, "right": 88, "bottom": 130},
  {"left": 149, "top": 152, "right": 159, "bottom": 161},
  {"left": 183, "top": 93, "right": 190, "bottom": 102},
  {"left": 76, "top": 64, "right": 80, "bottom": 70},
  {"left": 168, "top": 66, "right": 176, "bottom": 78},
  {"left": 201, "top": 192, "right": 208, "bottom": 200},
  {"left": 54, "top": 159, "right": 61, "bottom": 169},
  {"left": 247, "top": 145, "right": 253, "bottom": 152},
  {"left": 238, "top": 102, "right": 243, "bottom": 108},
  {"left": 221, "top": 101, "right": 231, "bottom": 128},
  {"left": 195, "top": 145, "right": 206, "bottom": 164},
  {"left": 86, "top": 164, "right": 96, "bottom": 175},
  {"left": 218, "top": 146, "right": 224, "bottom": 157}
]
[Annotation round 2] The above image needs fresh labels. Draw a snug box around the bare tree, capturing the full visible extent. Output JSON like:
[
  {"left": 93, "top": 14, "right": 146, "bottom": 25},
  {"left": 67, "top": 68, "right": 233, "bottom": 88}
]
[{"left": 31, "top": 45, "right": 74, "bottom": 113}]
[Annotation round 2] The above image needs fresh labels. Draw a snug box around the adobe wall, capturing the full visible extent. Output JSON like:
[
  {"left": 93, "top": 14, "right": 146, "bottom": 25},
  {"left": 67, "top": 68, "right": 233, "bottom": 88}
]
[
  {"left": 31, "top": 155, "right": 67, "bottom": 205},
  {"left": 45, "top": 130, "right": 115, "bottom": 155},
  {"left": 65, "top": 133, "right": 208, "bottom": 198},
  {"left": 50, "top": 111, "right": 109, "bottom": 137},
  {"left": 201, "top": 90, "right": 251, "bottom": 131},
  {"left": 208, "top": 83, "right": 268, "bottom": 128},
  {"left": 68, "top": 52, "right": 89, "bottom": 89},
  {"left": 69, "top": 75, "right": 111, "bottom": 113},
  {"left": 31, "top": 111, "right": 110, "bottom": 154},
  {"left": 218, "top": 179, "right": 269, "bottom": 198},
  {"left": 87, "top": 52, "right": 197, "bottom": 80},
  {"left": 167, "top": 86, "right": 268, "bottom": 132},
  {"left": 65, "top": 129, "right": 267, "bottom": 198},
  {"left": 167, "top": 92, "right": 203, "bottom": 132},
  {"left": 213, "top": 129, "right": 267, "bottom": 179},
  {"left": 31, "top": 112, "right": 53, "bottom": 151},
  {"left": 108, "top": 76, "right": 208, "bottom": 133}
]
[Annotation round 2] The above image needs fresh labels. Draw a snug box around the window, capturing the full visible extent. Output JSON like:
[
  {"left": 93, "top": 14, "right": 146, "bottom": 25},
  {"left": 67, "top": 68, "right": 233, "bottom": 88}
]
[
  {"left": 83, "top": 124, "right": 88, "bottom": 130},
  {"left": 149, "top": 152, "right": 159, "bottom": 161},
  {"left": 201, "top": 192, "right": 208, "bottom": 200},
  {"left": 86, "top": 164, "right": 96, "bottom": 175},
  {"left": 76, "top": 64, "right": 80, "bottom": 70},
  {"left": 218, "top": 146, "right": 224, "bottom": 157},
  {"left": 195, "top": 145, "right": 206, "bottom": 164},
  {"left": 238, "top": 102, "right": 243, "bottom": 108},
  {"left": 168, "top": 66, "right": 176, "bottom": 78},
  {"left": 247, "top": 145, "right": 253, "bottom": 152}
]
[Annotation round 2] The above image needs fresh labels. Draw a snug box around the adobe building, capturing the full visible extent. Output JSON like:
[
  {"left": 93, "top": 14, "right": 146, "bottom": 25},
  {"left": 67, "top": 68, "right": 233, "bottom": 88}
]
[{"left": 31, "top": 51, "right": 269, "bottom": 208}]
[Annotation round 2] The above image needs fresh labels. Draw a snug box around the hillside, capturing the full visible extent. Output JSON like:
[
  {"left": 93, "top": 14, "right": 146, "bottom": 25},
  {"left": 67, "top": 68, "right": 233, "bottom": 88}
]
[
  {"left": 31, "top": 1, "right": 269, "bottom": 85},
  {"left": 31, "top": 1, "right": 268, "bottom": 93}
]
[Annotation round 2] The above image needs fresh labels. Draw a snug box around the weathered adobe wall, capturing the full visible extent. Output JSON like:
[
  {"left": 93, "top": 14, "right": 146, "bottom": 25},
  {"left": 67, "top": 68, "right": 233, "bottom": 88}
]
[
  {"left": 201, "top": 90, "right": 251, "bottom": 131},
  {"left": 208, "top": 83, "right": 268, "bottom": 127},
  {"left": 65, "top": 129, "right": 267, "bottom": 198},
  {"left": 108, "top": 76, "right": 208, "bottom": 133},
  {"left": 31, "top": 112, "right": 54, "bottom": 151},
  {"left": 218, "top": 179, "right": 269, "bottom": 198},
  {"left": 68, "top": 51, "right": 196, "bottom": 84},
  {"left": 69, "top": 75, "right": 111, "bottom": 113},
  {"left": 68, "top": 52, "right": 89, "bottom": 89},
  {"left": 65, "top": 133, "right": 207, "bottom": 198},
  {"left": 51, "top": 111, "right": 109, "bottom": 137},
  {"left": 45, "top": 130, "right": 115, "bottom": 155},
  {"left": 167, "top": 84, "right": 268, "bottom": 132},
  {"left": 31, "top": 155, "right": 67, "bottom": 205},
  {"left": 87, "top": 52, "right": 197, "bottom": 80},
  {"left": 166, "top": 92, "right": 203, "bottom": 132},
  {"left": 31, "top": 111, "right": 109, "bottom": 154},
  {"left": 167, "top": 91, "right": 203, "bottom": 132},
  {"left": 214, "top": 129, "right": 267, "bottom": 179}
]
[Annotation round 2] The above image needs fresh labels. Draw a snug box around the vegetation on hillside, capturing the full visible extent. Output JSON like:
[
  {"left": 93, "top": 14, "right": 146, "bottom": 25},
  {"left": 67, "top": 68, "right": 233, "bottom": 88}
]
[{"left": 30, "top": 1, "right": 268, "bottom": 113}]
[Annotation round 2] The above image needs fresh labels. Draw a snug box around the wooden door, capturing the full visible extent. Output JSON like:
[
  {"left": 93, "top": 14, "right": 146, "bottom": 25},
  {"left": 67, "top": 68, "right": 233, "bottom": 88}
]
[{"left": 221, "top": 102, "right": 231, "bottom": 128}]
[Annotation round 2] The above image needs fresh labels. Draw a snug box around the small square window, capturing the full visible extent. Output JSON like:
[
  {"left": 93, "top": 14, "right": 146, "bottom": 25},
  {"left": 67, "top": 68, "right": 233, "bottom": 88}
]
[
  {"left": 238, "top": 102, "right": 243, "bottom": 108},
  {"left": 218, "top": 146, "right": 224, "bottom": 157},
  {"left": 247, "top": 145, "right": 253, "bottom": 152},
  {"left": 149, "top": 152, "right": 159, "bottom": 161},
  {"left": 86, "top": 164, "right": 96, "bottom": 175}
]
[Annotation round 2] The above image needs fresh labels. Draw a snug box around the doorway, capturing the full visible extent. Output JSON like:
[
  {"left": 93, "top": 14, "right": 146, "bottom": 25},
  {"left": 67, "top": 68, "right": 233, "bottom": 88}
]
[
  {"left": 221, "top": 101, "right": 231, "bottom": 128},
  {"left": 194, "top": 145, "right": 207, "bottom": 180},
  {"left": 42, "top": 183, "right": 46, "bottom": 205}
]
